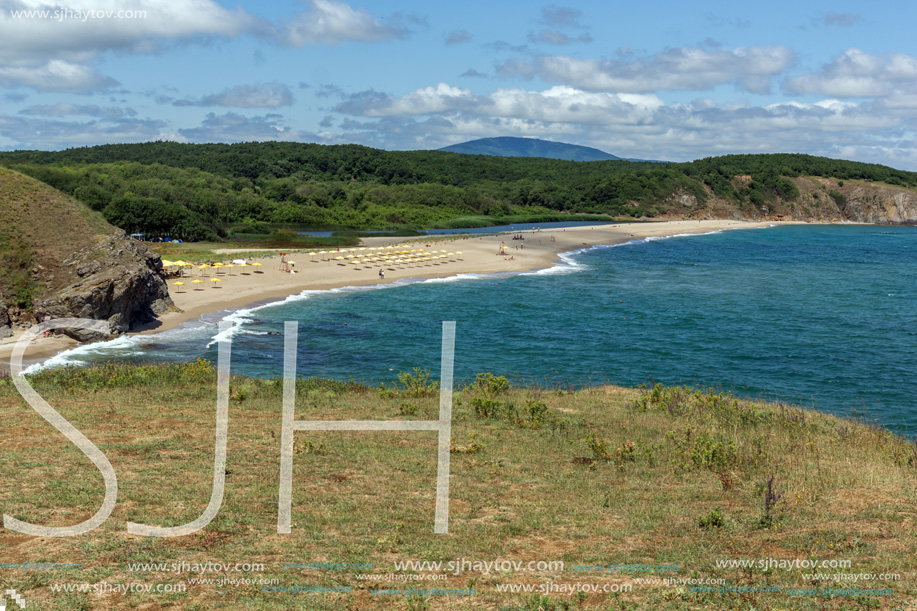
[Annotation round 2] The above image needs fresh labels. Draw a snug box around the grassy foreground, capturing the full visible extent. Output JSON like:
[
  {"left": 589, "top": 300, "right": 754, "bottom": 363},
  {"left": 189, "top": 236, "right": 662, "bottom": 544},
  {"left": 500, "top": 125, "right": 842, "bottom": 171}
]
[{"left": 1, "top": 363, "right": 916, "bottom": 610}]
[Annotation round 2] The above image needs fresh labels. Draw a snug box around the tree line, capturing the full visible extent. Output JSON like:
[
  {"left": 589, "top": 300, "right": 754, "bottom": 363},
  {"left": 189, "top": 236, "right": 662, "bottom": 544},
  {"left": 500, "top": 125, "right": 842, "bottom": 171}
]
[{"left": 2, "top": 142, "right": 914, "bottom": 240}]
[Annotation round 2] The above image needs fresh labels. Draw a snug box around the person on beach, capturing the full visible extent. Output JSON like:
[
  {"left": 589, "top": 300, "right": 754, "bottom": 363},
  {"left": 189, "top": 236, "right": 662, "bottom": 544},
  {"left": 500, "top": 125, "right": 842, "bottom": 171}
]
[{"left": 379, "top": 269, "right": 385, "bottom": 279}]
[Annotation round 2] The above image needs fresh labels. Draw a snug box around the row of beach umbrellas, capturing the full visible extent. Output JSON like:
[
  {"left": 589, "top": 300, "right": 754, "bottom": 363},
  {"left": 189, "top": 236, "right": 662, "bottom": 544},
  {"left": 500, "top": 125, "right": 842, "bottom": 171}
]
[
  {"left": 166, "top": 260, "right": 265, "bottom": 292},
  {"left": 168, "top": 244, "right": 466, "bottom": 293},
  {"left": 309, "top": 248, "right": 463, "bottom": 268}
]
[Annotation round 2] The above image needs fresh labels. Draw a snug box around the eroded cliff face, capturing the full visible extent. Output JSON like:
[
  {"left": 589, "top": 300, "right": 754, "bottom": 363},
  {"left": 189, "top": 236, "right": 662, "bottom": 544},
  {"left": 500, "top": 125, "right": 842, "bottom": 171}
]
[
  {"left": 781, "top": 177, "right": 917, "bottom": 223},
  {"left": 2, "top": 233, "right": 176, "bottom": 342},
  {"left": 657, "top": 177, "right": 917, "bottom": 223},
  {"left": 841, "top": 185, "right": 917, "bottom": 223}
]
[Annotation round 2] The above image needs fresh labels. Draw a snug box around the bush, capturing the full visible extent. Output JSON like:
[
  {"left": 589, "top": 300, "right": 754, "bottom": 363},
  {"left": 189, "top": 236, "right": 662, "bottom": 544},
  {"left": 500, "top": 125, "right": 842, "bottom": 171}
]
[
  {"left": 698, "top": 507, "right": 725, "bottom": 529},
  {"left": 689, "top": 430, "right": 737, "bottom": 470},
  {"left": 471, "top": 397, "right": 502, "bottom": 418},
  {"left": 587, "top": 435, "right": 612, "bottom": 461},
  {"left": 475, "top": 372, "right": 510, "bottom": 396},
  {"left": 395, "top": 368, "right": 439, "bottom": 398}
]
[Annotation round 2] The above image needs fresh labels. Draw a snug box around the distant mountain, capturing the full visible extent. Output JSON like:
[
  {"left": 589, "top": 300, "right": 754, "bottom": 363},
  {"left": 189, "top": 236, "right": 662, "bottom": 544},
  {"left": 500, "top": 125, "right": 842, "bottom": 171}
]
[{"left": 438, "top": 137, "right": 623, "bottom": 162}]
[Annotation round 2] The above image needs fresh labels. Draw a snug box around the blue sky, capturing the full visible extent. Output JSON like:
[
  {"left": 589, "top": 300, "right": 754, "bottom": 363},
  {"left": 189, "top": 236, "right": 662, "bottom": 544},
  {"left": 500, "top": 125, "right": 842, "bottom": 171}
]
[{"left": 1, "top": 0, "right": 916, "bottom": 169}]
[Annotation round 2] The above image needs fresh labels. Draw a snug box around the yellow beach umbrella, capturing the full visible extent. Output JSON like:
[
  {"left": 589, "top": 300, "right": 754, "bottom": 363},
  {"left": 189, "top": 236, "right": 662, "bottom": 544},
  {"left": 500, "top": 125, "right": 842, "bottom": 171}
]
[
  {"left": 191, "top": 279, "right": 204, "bottom": 289},
  {"left": 172, "top": 281, "right": 185, "bottom": 292},
  {"left": 210, "top": 277, "right": 221, "bottom": 284}
]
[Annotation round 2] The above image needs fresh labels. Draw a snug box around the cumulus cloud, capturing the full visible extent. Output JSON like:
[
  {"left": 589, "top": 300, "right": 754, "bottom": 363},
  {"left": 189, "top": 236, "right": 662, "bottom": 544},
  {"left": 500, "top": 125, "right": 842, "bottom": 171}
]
[
  {"left": 19, "top": 103, "right": 137, "bottom": 118},
  {"left": 0, "top": 0, "right": 263, "bottom": 91},
  {"left": 173, "top": 83, "right": 294, "bottom": 108},
  {"left": 460, "top": 68, "right": 488, "bottom": 78},
  {"left": 0, "top": 60, "right": 118, "bottom": 92},
  {"left": 785, "top": 48, "right": 917, "bottom": 98},
  {"left": 282, "top": 0, "right": 407, "bottom": 45},
  {"left": 500, "top": 46, "right": 795, "bottom": 94},
  {"left": 178, "top": 112, "right": 299, "bottom": 142},
  {"left": 0, "top": 0, "right": 261, "bottom": 63},
  {"left": 446, "top": 29, "right": 471, "bottom": 45},
  {"left": 327, "top": 79, "right": 917, "bottom": 170},
  {"left": 336, "top": 82, "right": 664, "bottom": 126}
]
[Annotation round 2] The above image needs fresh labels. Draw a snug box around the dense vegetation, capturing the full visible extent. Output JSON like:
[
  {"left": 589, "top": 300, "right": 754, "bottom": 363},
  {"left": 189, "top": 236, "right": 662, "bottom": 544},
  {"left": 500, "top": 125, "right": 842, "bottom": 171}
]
[{"left": 2, "top": 142, "right": 916, "bottom": 240}]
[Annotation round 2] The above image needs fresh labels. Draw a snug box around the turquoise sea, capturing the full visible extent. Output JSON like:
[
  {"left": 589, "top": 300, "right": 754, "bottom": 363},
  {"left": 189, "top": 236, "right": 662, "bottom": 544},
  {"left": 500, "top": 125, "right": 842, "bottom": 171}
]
[{"left": 35, "top": 225, "right": 917, "bottom": 432}]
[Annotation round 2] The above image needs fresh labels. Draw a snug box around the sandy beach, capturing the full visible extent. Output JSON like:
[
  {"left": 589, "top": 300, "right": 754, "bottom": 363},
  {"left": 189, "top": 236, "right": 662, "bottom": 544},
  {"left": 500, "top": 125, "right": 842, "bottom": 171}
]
[{"left": 0, "top": 220, "right": 782, "bottom": 367}]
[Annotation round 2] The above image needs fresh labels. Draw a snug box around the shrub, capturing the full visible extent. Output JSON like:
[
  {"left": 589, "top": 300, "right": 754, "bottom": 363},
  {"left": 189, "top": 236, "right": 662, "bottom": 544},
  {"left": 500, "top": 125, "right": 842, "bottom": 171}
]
[
  {"left": 698, "top": 507, "right": 725, "bottom": 529},
  {"left": 471, "top": 397, "right": 502, "bottom": 418},
  {"left": 689, "top": 430, "right": 736, "bottom": 470},
  {"left": 475, "top": 372, "right": 510, "bottom": 396},
  {"left": 587, "top": 435, "right": 612, "bottom": 461},
  {"left": 395, "top": 368, "right": 439, "bottom": 398}
]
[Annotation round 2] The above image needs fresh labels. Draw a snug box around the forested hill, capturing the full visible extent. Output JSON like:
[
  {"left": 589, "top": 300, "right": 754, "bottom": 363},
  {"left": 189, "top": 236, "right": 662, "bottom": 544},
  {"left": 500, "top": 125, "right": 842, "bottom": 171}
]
[
  {"left": 438, "top": 137, "right": 622, "bottom": 161},
  {"left": 1, "top": 142, "right": 916, "bottom": 240}
]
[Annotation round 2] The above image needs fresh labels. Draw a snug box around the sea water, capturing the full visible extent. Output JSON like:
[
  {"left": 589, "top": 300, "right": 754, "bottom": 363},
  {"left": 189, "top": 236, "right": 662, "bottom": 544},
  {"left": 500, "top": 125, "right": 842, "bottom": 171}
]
[{"left": 33, "top": 225, "right": 917, "bottom": 432}]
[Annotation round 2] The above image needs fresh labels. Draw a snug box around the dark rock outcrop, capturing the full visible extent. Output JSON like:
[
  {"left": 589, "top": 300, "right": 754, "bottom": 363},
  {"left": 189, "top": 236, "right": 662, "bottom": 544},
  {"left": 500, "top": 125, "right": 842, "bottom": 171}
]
[
  {"left": 30, "top": 232, "right": 178, "bottom": 342},
  {"left": 0, "top": 304, "right": 11, "bottom": 339}
]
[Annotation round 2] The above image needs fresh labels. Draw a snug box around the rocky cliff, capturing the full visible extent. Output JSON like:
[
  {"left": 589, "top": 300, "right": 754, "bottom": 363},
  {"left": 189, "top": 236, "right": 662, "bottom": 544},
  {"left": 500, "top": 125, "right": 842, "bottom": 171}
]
[
  {"left": 657, "top": 177, "right": 917, "bottom": 223},
  {"left": 0, "top": 167, "right": 176, "bottom": 342}
]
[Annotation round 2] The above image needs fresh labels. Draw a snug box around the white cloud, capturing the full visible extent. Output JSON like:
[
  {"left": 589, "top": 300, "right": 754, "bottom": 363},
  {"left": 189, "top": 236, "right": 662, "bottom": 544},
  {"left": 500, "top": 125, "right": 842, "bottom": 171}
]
[
  {"left": 0, "top": 60, "right": 118, "bottom": 92},
  {"left": 785, "top": 48, "right": 917, "bottom": 98},
  {"left": 0, "top": 0, "right": 263, "bottom": 91},
  {"left": 282, "top": 0, "right": 406, "bottom": 45},
  {"left": 501, "top": 46, "right": 794, "bottom": 94},
  {"left": 336, "top": 83, "right": 664, "bottom": 125},
  {"left": 173, "top": 83, "right": 294, "bottom": 108},
  {"left": 0, "top": 0, "right": 260, "bottom": 62},
  {"left": 19, "top": 103, "right": 137, "bottom": 118},
  {"left": 329, "top": 80, "right": 917, "bottom": 169},
  {"left": 178, "top": 112, "right": 305, "bottom": 142}
]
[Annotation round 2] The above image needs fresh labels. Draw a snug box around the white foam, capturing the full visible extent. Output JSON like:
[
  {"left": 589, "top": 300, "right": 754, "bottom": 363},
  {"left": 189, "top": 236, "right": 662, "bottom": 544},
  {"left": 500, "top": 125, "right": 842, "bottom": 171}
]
[{"left": 421, "top": 273, "right": 490, "bottom": 284}]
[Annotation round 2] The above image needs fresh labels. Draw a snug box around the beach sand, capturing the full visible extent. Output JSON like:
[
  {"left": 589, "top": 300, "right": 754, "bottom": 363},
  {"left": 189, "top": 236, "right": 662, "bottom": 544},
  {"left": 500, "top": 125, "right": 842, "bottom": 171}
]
[{"left": 0, "top": 220, "right": 782, "bottom": 367}]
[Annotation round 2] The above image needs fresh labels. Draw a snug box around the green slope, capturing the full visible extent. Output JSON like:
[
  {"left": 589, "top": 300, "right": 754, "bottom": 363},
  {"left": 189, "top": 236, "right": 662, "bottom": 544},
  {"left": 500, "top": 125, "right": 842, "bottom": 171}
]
[{"left": 0, "top": 166, "right": 115, "bottom": 308}]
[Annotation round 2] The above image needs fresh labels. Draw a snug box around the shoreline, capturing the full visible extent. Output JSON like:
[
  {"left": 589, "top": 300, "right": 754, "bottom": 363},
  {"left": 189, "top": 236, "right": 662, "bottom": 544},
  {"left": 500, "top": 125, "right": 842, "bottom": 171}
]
[{"left": 0, "top": 220, "right": 786, "bottom": 368}]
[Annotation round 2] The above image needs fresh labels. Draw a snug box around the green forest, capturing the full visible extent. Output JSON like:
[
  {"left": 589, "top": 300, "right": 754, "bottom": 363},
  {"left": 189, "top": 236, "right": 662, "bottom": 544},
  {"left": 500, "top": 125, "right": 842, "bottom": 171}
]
[{"left": 2, "top": 142, "right": 915, "bottom": 240}]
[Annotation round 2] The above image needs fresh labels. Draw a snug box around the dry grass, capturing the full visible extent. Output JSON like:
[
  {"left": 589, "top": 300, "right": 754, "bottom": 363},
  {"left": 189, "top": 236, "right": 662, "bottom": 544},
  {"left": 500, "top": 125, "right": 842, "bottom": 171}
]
[
  {"left": 0, "top": 166, "right": 115, "bottom": 303},
  {"left": 1, "top": 365, "right": 916, "bottom": 610}
]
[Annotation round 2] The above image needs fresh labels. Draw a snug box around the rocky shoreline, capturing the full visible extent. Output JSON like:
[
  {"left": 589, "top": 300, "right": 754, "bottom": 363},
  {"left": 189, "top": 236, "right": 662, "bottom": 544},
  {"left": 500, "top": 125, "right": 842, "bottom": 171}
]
[{"left": 0, "top": 232, "right": 177, "bottom": 343}]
